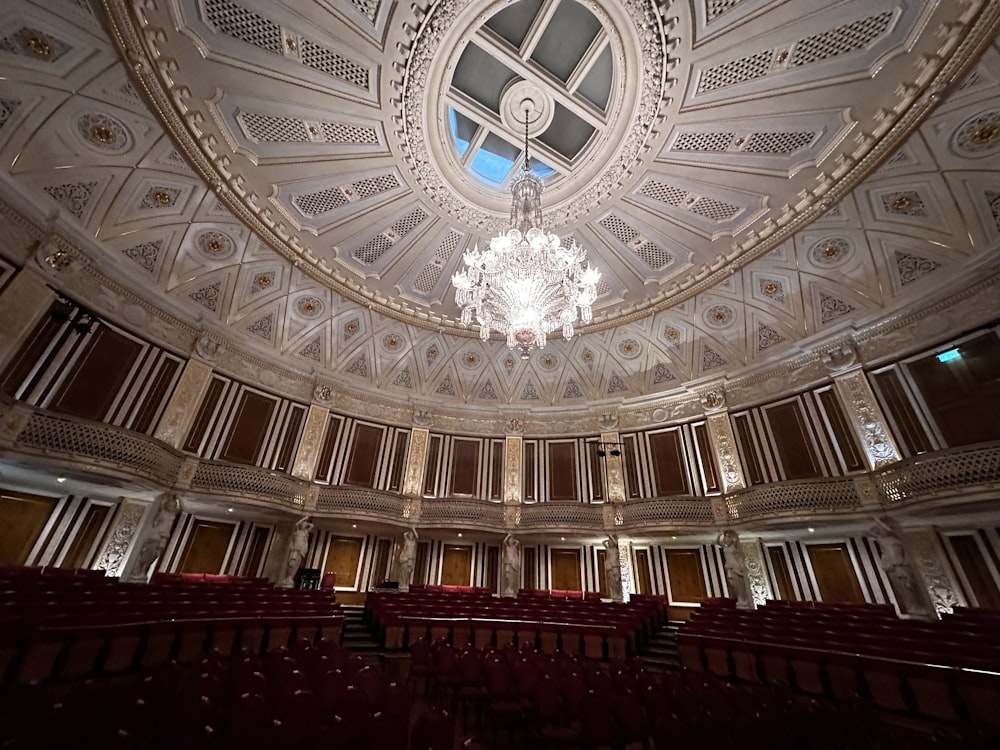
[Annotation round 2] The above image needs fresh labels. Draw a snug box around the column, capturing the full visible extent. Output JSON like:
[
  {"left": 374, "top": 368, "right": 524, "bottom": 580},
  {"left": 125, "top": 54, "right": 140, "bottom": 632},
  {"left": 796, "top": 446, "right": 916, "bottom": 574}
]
[
  {"left": 0, "top": 267, "right": 56, "bottom": 371},
  {"left": 94, "top": 498, "right": 153, "bottom": 578},
  {"left": 503, "top": 432, "right": 523, "bottom": 526},
  {"left": 291, "top": 404, "right": 330, "bottom": 480},
  {"left": 700, "top": 387, "right": 747, "bottom": 492},
  {"left": 825, "top": 343, "right": 902, "bottom": 469},
  {"left": 401, "top": 427, "right": 429, "bottom": 497},
  {"left": 153, "top": 358, "right": 213, "bottom": 448}
]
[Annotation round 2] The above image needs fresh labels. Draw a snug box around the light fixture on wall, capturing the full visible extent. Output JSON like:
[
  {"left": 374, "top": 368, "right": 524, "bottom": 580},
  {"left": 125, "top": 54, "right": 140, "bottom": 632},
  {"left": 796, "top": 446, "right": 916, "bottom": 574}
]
[{"left": 452, "top": 107, "right": 601, "bottom": 359}]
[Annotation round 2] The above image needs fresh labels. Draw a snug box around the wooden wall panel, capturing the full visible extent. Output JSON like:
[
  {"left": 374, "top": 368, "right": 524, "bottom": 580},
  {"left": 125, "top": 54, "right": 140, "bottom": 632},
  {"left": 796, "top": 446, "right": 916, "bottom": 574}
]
[
  {"left": 441, "top": 545, "right": 472, "bottom": 586},
  {"left": 550, "top": 549, "right": 582, "bottom": 591},
  {"left": 129, "top": 357, "right": 180, "bottom": 435},
  {"left": 908, "top": 334, "right": 1000, "bottom": 446},
  {"left": 0, "top": 492, "right": 59, "bottom": 566},
  {"left": 596, "top": 548, "right": 608, "bottom": 596},
  {"left": 58, "top": 503, "right": 110, "bottom": 569},
  {"left": 178, "top": 521, "right": 235, "bottom": 574},
  {"left": 648, "top": 430, "right": 689, "bottom": 496},
  {"left": 486, "top": 546, "right": 499, "bottom": 593},
  {"left": 523, "top": 547, "right": 537, "bottom": 590},
  {"left": 765, "top": 401, "right": 822, "bottom": 479},
  {"left": 183, "top": 377, "right": 227, "bottom": 454},
  {"left": 271, "top": 405, "right": 305, "bottom": 472},
  {"left": 768, "top": 546, "right": 795, "bottom": 600},
  {"left": 314, "top": 414, "right": 345, "bottom": 482},
  {"left": 693, "top": 424, "right": 720, "bottom": 494},
  {"left": 524, "top": 443, "right": 537, "bottom": 502},
  {"left": 807, "top": 543, "right": 865, "bottom": 603},
  {"left": 733, "top": 414, "right": 765, "bottom": 485},
  {"left": 346, "top": 424, "right": 384, "bottom": 488},
  {"left": 324, "top": 537, "right": 364, "bottom": 589},
  {"left": 548, "top": 443, "right": 578, "bottom": 501},
  {"left": 489, "top": 442, "right": 503, "bottom": 500},
  {"left": 872, "top": 368, "right": 933, "bottom": 455},
  {"left": 635, "top": 549, "right": 652, "bottom": 595},
  {"left": 241, "top": 527, "right": 270, "bottom": 577},
  {"left": 949, "top": 534, "right": 1000, "bottom": 610},
  {"left": 218, "top": 391, "right": 276, "bottom": 465},
  {"left": 666, "top": 549, "right": 707, "bottom": 604},
  {"left": 423, "top": 435, "right": 441, "bottom": 496},
  {"left": 622, "top": 435, "right": 641, "bottom": 499},
  {"left": 49, "top": 327, "right": 143, "bottom": 421},
  {"left": 818, "top": 390, "right": 865, "bottom": 472},
  {"left": 1, "top": 309, "right": 64, "bottom": 397},
  {"left": 451, "top": 439, "right": 480, "bottom": 496},
  {"left": 387, "top": 431, "right": 408, "bottom": 492}
]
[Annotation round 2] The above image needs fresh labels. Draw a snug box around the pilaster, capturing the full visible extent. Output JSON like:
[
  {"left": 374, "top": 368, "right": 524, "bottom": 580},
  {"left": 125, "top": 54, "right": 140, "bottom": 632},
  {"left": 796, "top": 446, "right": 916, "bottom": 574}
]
[
  {"left": 832, "top": 368, "right": 902, "bottom": 469},
  {"left": 402, "top": 427, "right": 430, "bottom": 497},
  {"left": 291, "top": 404, "right": 330, "bottom": 480},
  {"left": 700, "top": 387, "right": 747, "bottom": 492},
  {"left": 94, "top": 498, "right": 151, "bottom": 578},
  {"left": 503, "top": 434, "right": 523, "bottom": 506},
  {"left": 741, "top": 538, "right": 774, "bottom": 606},
  {"left": 905, "top": 528, "right": 967, "bottom": 614},
  {"left": 153, "top": 358, "right": 213, "bottom": 449},
  {"left": 600, "top": 430, "right": 626, "bottom": 503},
  {"left": 0, "top": 267, "right": 55, "bottom": 371}
]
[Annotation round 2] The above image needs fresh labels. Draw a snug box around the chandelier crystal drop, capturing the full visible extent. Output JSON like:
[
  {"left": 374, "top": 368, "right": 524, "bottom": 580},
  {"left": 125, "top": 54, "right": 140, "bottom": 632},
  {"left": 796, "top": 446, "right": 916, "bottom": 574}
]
[{"left": 452, "top": 114, "right": 601, "bottom": 359}]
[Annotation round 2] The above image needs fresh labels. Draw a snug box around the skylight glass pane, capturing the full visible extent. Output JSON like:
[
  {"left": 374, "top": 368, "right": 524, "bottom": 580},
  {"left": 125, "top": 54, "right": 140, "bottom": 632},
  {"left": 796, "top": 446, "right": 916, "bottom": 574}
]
[
  {"left": 577, "top": 45, "right": 613, "bottom": 110},
  {"left": 484, "top": 0, "right": 543, "bottom": 47},
  {"left": 448, "top": 108, "right": 478, "bottom": 157},
  {"left": 530, "top": 0, "right": 602, "bottom": 83},
  {"left": 529, "top": 158, "right": 555, "bottom": 179},
  {"left": 470, "top": 132, "right": 520, "bottom": 185},
  {"left": 452, "top": 43, "right": 518, "bottom": 114}
]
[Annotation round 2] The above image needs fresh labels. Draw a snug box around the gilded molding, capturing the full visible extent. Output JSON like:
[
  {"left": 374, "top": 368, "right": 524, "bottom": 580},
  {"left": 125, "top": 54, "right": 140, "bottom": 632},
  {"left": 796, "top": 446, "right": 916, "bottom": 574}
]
[
  {"left": 402, "top": 427, "right": 429, "bottom": 497},
  {"left": 503, "top": 435, "right": 523, "bottom": 505},
  {"left": 833, "top": 369, "right": 901, "bottom": 470},
  {"left": 291, "top": 405, "right": 330, "bottom": 480}
]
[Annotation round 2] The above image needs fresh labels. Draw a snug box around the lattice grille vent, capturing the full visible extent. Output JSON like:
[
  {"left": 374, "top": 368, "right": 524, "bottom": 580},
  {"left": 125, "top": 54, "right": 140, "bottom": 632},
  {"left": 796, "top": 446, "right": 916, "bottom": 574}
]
[
  {"left": 203, "top": 0, "right": 369, "bottom": 89},
  {"left": 790, "top": 12, "right": 893, "bottom": 67},
  {"left": 237, "top": 111, "right": 378, "bottom": 145},
  {"left": 292, "top": 174, "right": 398, "bottom": 217},
  {"left": 412, "top": 231, "right": 461, "bottom": 294},
  {"left": 353, "top": 208, "right": 427, "bottom": 265}
]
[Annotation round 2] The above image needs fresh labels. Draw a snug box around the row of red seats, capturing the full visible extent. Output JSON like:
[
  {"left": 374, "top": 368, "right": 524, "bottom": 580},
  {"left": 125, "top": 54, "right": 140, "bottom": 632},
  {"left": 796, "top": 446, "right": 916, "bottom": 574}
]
[
  {"left": 517, "top": 588, "right": 603, "bottom": 600},
  {"left": 0, "top": 637, "right": 437, "bottom": 750},
  {"left": 409, "top": 583, "right": 492, "bottom": 596},
  {"left": 411, "top": 639, "right": 915, "bottom": 750},
  {"left": 677, "top": 599, "right": 1000, "bottom": 734},
  {"left": 0, "top": 567, "right": 343, "bottom": 686},
  {"left": 366, "top": 590, "right": 661, "bottom": 659}
]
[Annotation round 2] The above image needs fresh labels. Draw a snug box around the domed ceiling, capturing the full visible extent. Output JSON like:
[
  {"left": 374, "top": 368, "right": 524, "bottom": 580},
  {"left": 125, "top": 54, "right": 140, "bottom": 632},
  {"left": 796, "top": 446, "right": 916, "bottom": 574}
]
[{"left": 1, "top": 0, "right": 999, "bottom": 411}]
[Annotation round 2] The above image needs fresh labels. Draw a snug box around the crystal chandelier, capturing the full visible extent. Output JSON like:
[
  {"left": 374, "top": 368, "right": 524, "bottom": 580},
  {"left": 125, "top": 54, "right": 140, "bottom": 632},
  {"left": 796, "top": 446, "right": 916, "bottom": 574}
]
[{"left": 452, "top": 115, "right": 601, "bottom": 359}]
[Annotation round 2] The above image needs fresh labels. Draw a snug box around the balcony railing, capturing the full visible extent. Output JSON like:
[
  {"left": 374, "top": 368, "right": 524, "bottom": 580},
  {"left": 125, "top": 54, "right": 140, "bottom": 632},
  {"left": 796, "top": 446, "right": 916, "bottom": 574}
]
[{"left": 2, "top": 398, "right": 999, "bottom": 533}]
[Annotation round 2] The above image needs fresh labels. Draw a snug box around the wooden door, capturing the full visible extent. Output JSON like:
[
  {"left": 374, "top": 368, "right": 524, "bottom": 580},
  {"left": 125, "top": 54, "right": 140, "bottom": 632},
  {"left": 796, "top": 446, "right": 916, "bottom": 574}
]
[
  {"left": 807, "top": 543, "right": 865, "bottom": 603},
  {"left": 634, "top": 549, "right": 653, "bottom": 595},
  {"left": 666, "top": 549, "right": 707, "bottom": 604},
  {"left": 441, "top": 545, "right": 472, "bottom": 586},
  {"left": 178, "top": 520, "right": 235, "bottom": 574},
  {"left": 324, "top": 536, "right": 364, "bottom": 589},
  {"left": 0, "top": 492, "right": 58, "bottom": 566},
  {"left": 550, "top": 549, "right": 582, "bottom": 591}
]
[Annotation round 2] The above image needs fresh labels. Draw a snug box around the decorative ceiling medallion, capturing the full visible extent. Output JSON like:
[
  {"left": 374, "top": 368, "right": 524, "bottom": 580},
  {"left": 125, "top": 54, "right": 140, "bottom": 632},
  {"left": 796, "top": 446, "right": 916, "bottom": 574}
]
[
  {"left": 397, "top": 0, "right": 672, "bottom": 230},
  {"left": 141, "top": 186, "right": 181, "bottom": 209},
  {"left": 809, "top": 236, "right": 852, "bottom": 267},
  {"left": 195, "top": 229, "right": 236, "bottom": 260},
  {"left": 703, "top": 304, "right": 736, "bottom": 329},
  {"left": 382, "top": 333, "right": 404, "bottom": 351},
  {"left": 294, "top": 295, "right": 324, "bottom": 318},
  {"left": 76, "top": 112, "right": 131, "bottom": 153},
  {"left": 1, "top": 27, "right": 70, "bottom": 62},
  {"left": 460, "top": 350, "right": 481, "bottom": 369},
  {"left": 617, "top": 338, "right": 641, "bottom": 358},
  {"left": 538, "top": 353, "right": 559, "bottom": 371},
  {"left": 664, "top": 326, "right": 681, "bottom": 343},
  {"left": 952, "top": 110, "right": 1000, "bottom": 156}
]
